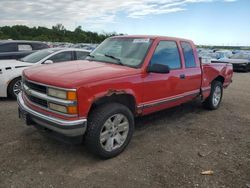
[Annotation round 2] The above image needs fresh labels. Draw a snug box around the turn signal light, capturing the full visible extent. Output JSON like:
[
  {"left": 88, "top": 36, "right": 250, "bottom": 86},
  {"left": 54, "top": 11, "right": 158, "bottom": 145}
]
[
  {"left": 67, "top": 106, "right": 78, "bottom": 114},
  {"left": 67, "top": 91, "right": 77, "bottom": 100}
]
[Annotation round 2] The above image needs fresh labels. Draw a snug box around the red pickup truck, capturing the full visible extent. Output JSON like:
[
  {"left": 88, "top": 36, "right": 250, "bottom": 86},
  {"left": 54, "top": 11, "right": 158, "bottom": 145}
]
[{"left": 18, "top": 35, "right": 233, "bottom": 158}]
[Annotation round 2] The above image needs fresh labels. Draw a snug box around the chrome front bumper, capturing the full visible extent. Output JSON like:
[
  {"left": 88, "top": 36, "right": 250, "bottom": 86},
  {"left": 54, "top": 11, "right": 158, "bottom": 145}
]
[{"left": 17, "top": 93, "right": 87, "bottom": 137}]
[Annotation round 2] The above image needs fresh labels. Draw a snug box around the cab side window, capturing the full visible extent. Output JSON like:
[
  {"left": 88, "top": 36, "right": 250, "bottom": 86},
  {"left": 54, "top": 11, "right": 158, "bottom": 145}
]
[
  {"left": 49, "top": 51, "right": 73, "bottom": 63},
  {"left": 151, "top": 41, "right": 181, "bottom": 69},
  {"left": 0, "top": 43, "right": 17, "bottom": 52},
  {"left": 181, "top": 42, "right": 196, "bottom": 68},
  {"left": 32, "top": 43, "right": 48, "bottom": 50},
  {"left": 76, "top": 51, "right": 89, "bottom": 60}
]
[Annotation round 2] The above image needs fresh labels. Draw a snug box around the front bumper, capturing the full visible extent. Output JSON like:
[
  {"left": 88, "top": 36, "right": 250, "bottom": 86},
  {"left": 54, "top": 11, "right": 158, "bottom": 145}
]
[{"left": 17, "top": 92, "right": 87, "bottom": 137}]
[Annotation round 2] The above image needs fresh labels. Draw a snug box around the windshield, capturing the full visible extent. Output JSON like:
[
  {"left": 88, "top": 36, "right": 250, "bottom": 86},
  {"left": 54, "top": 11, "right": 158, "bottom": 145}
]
[
  {"left": 87, "top": 38, "right": 152, "bottom": 67},
  {"left": 21, "top": 49, "right": 58, "bottom": 63}
]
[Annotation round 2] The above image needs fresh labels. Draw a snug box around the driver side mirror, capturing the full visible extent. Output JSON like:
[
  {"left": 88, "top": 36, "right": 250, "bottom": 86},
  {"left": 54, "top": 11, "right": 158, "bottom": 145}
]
[
  {"left": 43, "top": 60, "right": 53, "bottom": 64},
  {"left": 147, "top": 63, "right": 170, "bottom": 74}
]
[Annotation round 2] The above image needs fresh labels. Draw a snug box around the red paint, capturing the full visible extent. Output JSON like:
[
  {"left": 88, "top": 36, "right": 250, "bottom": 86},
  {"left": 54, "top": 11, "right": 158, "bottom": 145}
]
[{"left": 23, "top": 36, "right": 233, "bottom": 119}]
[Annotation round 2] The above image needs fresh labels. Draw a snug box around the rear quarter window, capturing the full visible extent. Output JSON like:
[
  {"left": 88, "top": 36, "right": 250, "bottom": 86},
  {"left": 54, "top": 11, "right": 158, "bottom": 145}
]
[
  {"left": 181, "top": 41, "right": 196, "bottom": 68},
  {"left": 18, "top": 44, "right": 32, "bottom": 51}
]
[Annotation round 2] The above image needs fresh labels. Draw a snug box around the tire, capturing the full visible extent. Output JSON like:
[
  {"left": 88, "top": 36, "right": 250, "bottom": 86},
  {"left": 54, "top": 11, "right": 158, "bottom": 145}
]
[
  {"left": 7, "top": 77, "right": 22, "bottom": 99},
  {"left": 85, "top": 103, "right": 134, "bottom": 159},
  {"left": 203, "top": 81, "right": 223, "bottom": 110}
]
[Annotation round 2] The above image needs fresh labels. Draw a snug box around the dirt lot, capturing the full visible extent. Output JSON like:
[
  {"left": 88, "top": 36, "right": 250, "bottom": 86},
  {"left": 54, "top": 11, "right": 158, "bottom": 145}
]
[{"left": 0, "top": 73, "right": 249, "bottom": 188}]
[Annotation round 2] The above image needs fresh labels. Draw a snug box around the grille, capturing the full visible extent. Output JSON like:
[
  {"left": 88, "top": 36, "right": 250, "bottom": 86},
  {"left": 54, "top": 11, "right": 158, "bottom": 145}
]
[
  {"left": 25, "top": 80, "right": 47, "bottom": 93},
  {"left": 25, "top": 93, "right": 48, "bottom": 108},
  {"left": 22, "top": 78, "right": 77, "bottom": 117},
  {"left": 23, "top": 79, "right": 48, "bottom": 108}
]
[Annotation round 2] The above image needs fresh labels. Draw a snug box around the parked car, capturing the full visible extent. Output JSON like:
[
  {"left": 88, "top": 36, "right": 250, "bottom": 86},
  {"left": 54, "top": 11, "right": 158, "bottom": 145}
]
[
  {"left": 17, "top": 35, "right": 233, "bottom": 158},
  {"left": 0, "top": 48, "right": 90, "bottom": 98},
  {"left": 215, "top": 50, "right": 233, "bottom": 59},
  {"left": 72, "top": 43, "right": 98, "bottom": 51},
  {"left": 212, "top": 59, "right": 250, "bottom": 72},
  {"left": 0, "top": 40, "right": 49, "bottom": 60},
  {"left": 212, "top": 53, "right": 250, "bottom": 72}
]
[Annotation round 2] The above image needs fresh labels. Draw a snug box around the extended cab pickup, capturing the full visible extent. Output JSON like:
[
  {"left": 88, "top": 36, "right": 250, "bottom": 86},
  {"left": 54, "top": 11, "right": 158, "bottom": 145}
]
[{"left": 17, "top": 36, "right": 233, "bottom": 158}]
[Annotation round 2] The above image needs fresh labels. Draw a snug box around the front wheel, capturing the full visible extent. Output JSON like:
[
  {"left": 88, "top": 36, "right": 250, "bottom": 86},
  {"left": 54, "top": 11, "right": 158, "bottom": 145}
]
[
  {"left": 85, "top": 103, "right": 134, "bottom": 159},
  {"left": 203, "top": 81, "right": 223, "bottom": 110},
  {"left": 8, "top": 77, "right": 22, "bottom": 99}
]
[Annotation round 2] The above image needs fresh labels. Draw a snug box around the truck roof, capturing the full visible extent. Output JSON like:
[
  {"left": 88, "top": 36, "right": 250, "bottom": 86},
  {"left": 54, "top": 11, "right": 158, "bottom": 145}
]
[{"left": 111, "top": 35, "right": 193, "bottom": 43}]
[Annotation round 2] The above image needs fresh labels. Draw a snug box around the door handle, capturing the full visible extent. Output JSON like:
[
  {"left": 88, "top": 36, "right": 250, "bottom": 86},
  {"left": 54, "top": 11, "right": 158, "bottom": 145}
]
[{"left": 179, "top": 74, "right": 186, "bottom": 79}]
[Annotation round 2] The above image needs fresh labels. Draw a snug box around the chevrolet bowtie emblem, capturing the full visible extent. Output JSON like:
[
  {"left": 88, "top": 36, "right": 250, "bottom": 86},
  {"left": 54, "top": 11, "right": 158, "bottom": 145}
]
[{"left": 26, "top": 88, "right": 32, "bottom": 95}]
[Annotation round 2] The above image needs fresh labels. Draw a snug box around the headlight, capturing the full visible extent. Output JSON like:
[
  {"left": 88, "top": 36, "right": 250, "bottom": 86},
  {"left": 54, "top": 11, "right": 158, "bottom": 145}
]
[
  {"left": 47, "top": 88, "right": 77, "bottom": 100},
  {"left": 48, "top": 103, "right": 67, "bottom": 113},
  {"left": 47, "top": 88, "right": 77, "bottom": 114},
  {"left": 48, "top": 103, "right": 78, "bottom": 114},
  {"left": 48, "top": 88, "right": 67, "bottom": 99}
]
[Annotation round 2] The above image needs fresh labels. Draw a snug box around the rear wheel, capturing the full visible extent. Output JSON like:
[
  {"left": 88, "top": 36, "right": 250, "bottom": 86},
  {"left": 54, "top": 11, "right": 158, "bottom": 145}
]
[
  {"left": 203, "top": 81, "right": 223, "bottom": 110},
  {"left": 85, "top": 103, "right": 134, "bottom": 159},
  {"left": 8, "top": 77, "right": 22, "bottom": 99}
]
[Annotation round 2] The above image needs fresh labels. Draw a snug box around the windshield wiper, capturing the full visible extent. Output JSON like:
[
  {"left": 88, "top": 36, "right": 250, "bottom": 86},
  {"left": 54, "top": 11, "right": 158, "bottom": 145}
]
[{"left": 104, "top": 54, "right": 124, "bottom": 66}]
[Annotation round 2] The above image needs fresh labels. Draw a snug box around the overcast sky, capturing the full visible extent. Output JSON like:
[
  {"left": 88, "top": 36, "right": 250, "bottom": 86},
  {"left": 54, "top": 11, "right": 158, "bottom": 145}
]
[{"left": 0, "top": 0, "right": 249, "bottom": 45}]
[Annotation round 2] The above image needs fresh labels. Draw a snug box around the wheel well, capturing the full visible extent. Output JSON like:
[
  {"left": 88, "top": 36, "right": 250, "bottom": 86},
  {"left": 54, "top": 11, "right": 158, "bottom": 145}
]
[
  {"left": 89, "top": 94, "right": 136, "bottom": 116},
  {"left": 213, "top": 75, "right": 225, "bottom": 84}
]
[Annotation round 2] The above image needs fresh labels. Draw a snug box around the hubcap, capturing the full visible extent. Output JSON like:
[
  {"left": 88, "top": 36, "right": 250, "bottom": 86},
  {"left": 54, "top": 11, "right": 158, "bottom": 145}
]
[
  {"left": 13, "top": 80, "right": 22, "bottom": 96},
  {"left": 100, "top": 114, "right": 129, "bottom": 152},
  {"left": 212, "top": 86, "right": 222, "bottom": 107}
]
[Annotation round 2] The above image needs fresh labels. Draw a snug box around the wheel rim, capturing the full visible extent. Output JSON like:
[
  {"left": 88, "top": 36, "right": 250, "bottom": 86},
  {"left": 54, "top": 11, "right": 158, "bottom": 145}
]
[
  {"left": 13, "top": 80, "right": 22, "bottom": 96},
  {"left": 100, "top": 113, "right": 129, "bottom": 152},
  {"left": 212, "top": 86, "right": 222, "bottom": 107}
]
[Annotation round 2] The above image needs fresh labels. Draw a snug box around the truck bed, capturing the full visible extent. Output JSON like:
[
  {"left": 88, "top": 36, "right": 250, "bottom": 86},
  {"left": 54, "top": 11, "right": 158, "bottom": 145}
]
[{"left": 201, "top": 63, "right": 233, "bottom": 96}]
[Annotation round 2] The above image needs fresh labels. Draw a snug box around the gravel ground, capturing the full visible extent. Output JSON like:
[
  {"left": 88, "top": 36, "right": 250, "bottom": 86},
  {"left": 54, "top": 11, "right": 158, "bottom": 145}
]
[{"left": 0, "top": 73, "right": 249, "bottom": 188}]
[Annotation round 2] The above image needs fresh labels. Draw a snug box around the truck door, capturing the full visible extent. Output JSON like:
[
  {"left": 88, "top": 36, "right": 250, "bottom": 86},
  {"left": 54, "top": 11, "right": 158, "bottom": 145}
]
[
  {"left": 179, "top": 41, "right": 201, "bottom": 96},
  {"left": 142, "top": 40, "right": 189, "bottom": 114}
]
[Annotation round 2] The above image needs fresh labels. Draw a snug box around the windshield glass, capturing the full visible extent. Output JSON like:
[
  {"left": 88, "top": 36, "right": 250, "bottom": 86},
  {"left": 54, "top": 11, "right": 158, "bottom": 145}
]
[
  {"left": 87, "top": 38, "right": 152, "bottom": 67},
  {"left": 21, "top": 49, "right": 59, "bottom": 63}
]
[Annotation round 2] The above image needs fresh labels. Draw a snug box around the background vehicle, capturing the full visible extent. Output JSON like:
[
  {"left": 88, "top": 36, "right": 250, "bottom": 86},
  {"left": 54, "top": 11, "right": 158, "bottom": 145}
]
[
  {"left": 214, "top": 50, "right": 233, "bottom": 59},
  {"left": 230, "top": 53, "right": 250, "bottom": 72},
  {"left": 0, "top": 48, "right": 90, "bottom": 98},
  {"left": 18, "top": 36, "right": 233, "bottom": 158},
  {"left": 0, "top": 40, "right": 49, "bottom": 60},
  {"left": 212, "top": 58, "right": 250, "bottom": 72},
  {"left": 198, "top": 48, "right": 250, "bottom": 72},
  {"left": 72, "top": 43, "right": 98, "bottom": 51},
  {"left": 212, "top": 53, "right": 250, "bottom": 72}
]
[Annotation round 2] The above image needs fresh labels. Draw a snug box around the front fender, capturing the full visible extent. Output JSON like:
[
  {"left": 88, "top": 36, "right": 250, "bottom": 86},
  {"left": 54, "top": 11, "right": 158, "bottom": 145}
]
[{"left": 77, "top": 88, "right": 139, "bottom": 117}]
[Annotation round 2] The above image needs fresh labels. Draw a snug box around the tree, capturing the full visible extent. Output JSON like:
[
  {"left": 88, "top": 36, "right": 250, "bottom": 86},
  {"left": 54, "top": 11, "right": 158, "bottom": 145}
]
[
  {"left": 0, "top": 24, "right": 118, "bottom": 43},
  {"left": 52, "top": 24, "right": 65, "bottom": 31}
]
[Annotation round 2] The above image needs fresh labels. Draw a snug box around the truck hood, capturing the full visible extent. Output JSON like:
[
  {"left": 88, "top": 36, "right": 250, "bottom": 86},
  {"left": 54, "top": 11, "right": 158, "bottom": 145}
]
[
  {"left": 23, "top": 60, "right": 140, "bottom": 88},
  {"left": 0, "top": 59, "right": 32, "bottom": 69}
]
